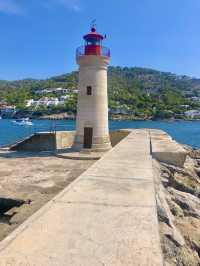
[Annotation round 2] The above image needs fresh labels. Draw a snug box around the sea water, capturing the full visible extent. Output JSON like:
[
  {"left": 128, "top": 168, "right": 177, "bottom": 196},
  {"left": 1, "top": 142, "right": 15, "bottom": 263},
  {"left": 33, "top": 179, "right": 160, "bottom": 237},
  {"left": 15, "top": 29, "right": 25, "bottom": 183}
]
[{"left": 0, "top": 119, "right": 200, "bottom": 148}]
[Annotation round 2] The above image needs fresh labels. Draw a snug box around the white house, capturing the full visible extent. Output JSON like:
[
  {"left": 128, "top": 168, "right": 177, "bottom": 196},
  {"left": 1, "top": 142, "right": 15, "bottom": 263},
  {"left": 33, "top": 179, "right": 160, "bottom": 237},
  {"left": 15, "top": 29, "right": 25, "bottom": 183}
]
[
  {"left": 26, "top": 99, "right": 35, "bottom": 107},
  {"left": 60, "top": 95, "right": 70, "bottom": 101},
  {"left": 26, "top": 97, "right": 65, "bottom": 107},
  {"left": 35, "top": 88, "right": 70, "bottom": 95},
  {"left": 46, "top": 97, "right": 60, "bottom": 106},
  {"left": 185, "top": 110, "right": 200, "bottom": 118}
]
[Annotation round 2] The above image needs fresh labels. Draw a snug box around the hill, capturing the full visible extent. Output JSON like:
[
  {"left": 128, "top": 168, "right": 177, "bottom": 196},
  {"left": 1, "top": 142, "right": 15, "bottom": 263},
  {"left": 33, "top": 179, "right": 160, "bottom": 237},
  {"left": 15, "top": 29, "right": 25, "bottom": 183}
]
[{"left": 1, "top": 67, "right": 200, "bottom": 119}]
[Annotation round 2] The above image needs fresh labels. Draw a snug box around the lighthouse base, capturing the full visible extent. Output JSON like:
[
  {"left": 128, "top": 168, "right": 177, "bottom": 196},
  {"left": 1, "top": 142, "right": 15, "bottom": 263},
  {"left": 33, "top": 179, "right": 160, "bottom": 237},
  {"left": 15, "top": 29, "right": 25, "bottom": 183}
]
[{"left": 73, "top": 134, "right": 112, "bottom": 152}]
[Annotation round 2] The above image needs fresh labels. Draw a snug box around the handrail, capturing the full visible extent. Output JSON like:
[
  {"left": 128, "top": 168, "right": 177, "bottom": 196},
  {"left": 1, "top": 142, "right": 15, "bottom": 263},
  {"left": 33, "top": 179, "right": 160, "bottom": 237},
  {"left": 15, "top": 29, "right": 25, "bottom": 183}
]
[{"left": 76, "top": 46, "right": 110, "bottom": 58}]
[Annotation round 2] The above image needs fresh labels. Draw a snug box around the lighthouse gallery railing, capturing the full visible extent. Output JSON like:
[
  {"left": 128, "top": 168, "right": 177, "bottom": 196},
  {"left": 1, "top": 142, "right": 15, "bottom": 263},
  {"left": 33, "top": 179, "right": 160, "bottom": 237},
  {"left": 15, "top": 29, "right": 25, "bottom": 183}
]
[{"left": 76, "top": 46, "right": 110, "bottom": 59}]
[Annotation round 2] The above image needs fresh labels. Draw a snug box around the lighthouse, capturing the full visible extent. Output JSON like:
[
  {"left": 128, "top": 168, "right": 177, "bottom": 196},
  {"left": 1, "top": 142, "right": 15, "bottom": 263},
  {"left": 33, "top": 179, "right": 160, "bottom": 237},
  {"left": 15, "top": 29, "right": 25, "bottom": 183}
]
[{"left": 73, "top": 25, "right": 111, "bottom": 151}]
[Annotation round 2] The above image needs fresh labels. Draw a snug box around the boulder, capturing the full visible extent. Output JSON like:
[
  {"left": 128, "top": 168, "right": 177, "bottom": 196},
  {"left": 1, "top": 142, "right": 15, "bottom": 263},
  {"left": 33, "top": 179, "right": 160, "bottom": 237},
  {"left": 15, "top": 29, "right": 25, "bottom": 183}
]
[
  {"left": 168, "top": 188, "right": 200, "bottom": 219},
  {"left": 161, "top": 222, "right": 185, "bottom": 247},
  {"left": 167, "top": 199, "right": 184, "bottom": 218}
]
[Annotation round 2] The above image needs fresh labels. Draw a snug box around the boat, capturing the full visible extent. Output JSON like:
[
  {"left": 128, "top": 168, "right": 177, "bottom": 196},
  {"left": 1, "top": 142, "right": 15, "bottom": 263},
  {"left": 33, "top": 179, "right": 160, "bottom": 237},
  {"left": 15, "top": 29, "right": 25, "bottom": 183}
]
[
  {"left": 12, "top": 118, "right": 33, "bottom": 126},
  {"left": 0, "top": 116, "right": 2, "bottom": 120}
]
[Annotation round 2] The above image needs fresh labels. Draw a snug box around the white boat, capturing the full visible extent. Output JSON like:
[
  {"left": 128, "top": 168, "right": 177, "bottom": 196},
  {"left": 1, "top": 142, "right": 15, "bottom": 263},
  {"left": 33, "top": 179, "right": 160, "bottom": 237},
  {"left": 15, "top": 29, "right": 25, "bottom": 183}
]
[
  {"left": 12, "top": 118, "right": 33, "bottom": 126},
  {"left": 0, "top": 116, "right": 2, "bottom": 120}
]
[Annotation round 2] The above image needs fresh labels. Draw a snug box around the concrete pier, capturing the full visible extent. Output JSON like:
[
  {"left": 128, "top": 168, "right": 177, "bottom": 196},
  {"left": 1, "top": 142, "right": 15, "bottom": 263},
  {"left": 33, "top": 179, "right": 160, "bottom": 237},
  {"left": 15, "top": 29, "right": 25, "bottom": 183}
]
[
  {"left": 0, "top": 129, "right": 187, "bottom": 266},
  {"left": 150, "top": 129, "right": 187, "bottom": 167}
]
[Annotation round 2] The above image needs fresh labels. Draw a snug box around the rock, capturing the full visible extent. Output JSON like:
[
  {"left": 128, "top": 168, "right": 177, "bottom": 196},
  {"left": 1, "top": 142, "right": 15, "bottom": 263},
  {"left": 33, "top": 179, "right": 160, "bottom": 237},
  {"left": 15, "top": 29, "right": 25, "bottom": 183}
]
[
  {"left": 161, "top": 222, "right": 185, "bottom": 247},
  {"left": 171, "top": 175, "right": 199, "bottom": 197},
  {"left": 161, "top": 234, "right": 179, "bottom": 262},
  {"left": 183, "top": 145, "right": 200, "bottom": 160},
  {"left": 191, "top": 240, "right": 200, "bottom": 257},
  {"left": 160, "top": 165, "right": 172, "bottom": 176},
  {"left": 168, "top": 188, "right": 200, "bottom": 219},
  {"left": 0, "top": 197, "right": 25, "bottom": 214},
  {"left": 156, "top": 151, "right": 200, "bottom": 266},
  {"left": 176, "top": 181, "right": 199, "bottom": 198},
  {"left": 162, "top": 163, "right": 200, "bottom": 197},
  {"left": 156, "top": 182, "right": 185, "bottom": 247},
  {"left": 156, "top": 188, "right": 175, "bottom": 226},
  {"left": 167, "top": 199, "right": 184, "bottom": 217},
  {"left": 162, "top": 177, "right": 170, "bottom": 187},
  {"left": 161, "top": 163, "right": 187, "bottom": 175},
  {"left": 176, "top": 246, "right": 200, "bottom": 266},
  {"left": 194, "top": 167, "right": 200, "bottom": 179}
]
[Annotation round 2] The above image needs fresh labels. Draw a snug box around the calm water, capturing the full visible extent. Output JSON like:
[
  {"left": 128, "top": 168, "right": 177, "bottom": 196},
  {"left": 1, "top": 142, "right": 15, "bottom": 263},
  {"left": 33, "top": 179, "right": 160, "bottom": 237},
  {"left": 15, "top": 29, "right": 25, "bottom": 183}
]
[{"left": 1, "top": 119, "right": 200, "bottom": 148}]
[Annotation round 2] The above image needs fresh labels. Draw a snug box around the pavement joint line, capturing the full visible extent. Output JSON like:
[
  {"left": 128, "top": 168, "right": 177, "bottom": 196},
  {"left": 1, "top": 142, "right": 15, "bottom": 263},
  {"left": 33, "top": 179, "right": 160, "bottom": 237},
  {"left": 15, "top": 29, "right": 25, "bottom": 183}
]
[
  {"left": 52, "top": 200, "right": 156, "bottom": 208},
  {"left": 89, "top": 165, "right": 154, "bottom": 170},
  {"left": 79, "top": 176, "right": 154, "bottom": 182}
]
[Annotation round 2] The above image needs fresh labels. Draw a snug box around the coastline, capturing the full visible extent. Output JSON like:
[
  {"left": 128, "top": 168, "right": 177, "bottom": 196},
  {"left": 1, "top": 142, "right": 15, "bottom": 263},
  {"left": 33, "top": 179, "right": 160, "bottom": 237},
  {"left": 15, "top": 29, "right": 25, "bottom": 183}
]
[
  {"left": 1, "top": 119, "right": 200, "bottom": 149},
  {"left": 3, "top": 113, "right": 200, "bottom": 122}
]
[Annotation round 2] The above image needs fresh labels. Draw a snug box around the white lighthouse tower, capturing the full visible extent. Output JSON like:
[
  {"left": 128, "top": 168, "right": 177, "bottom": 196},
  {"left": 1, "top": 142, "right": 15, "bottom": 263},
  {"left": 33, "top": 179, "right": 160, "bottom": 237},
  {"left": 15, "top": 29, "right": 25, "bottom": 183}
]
[{"left": 73, "top": 25, "right": 111, "bottom": 151}]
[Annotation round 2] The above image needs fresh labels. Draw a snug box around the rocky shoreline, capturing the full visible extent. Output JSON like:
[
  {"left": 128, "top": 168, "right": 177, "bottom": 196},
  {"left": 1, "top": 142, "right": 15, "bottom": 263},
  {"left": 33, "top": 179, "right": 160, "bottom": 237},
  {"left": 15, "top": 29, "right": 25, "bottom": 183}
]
[
  {"left": 4, "top": 113, "right": 200, "bottom": 122},
  {"left": 155, "top": 145, "right": 200, "bottom": 266},
  {"left": 34, "top": 114, "right": 200, "bottom": 121}
]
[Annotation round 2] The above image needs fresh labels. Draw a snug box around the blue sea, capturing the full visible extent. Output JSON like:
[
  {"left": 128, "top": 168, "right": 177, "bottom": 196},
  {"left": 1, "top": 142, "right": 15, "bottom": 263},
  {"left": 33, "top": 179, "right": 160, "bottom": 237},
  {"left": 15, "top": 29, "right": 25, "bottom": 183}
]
[{"left": 1, "top": 119, "right": 200, "bottom": 148}]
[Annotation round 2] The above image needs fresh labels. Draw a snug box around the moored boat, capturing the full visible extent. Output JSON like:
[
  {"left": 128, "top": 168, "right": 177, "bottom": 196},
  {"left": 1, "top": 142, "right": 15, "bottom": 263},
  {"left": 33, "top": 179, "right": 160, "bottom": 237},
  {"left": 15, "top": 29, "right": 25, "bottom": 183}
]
[{"left": 12, "top": 118, "right": 33, "bottom": 126}]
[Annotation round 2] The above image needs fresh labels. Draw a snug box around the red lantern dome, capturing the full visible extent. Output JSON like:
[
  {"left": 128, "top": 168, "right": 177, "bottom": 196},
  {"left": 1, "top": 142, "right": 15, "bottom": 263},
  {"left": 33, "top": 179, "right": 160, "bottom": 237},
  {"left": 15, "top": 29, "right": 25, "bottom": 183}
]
[
  {"left": 76, "top": 26, "right": 110, "bottom": 59},
  {"left": 83, "top": 26, "right": 104, "bottom": 56}
]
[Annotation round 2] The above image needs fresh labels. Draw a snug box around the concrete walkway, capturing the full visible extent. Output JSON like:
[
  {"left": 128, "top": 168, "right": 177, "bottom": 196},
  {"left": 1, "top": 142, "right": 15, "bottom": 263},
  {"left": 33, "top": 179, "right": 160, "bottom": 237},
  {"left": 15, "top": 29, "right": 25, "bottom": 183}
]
[{"left": 0, "top": 130, "right": 166, "bottom": 266}]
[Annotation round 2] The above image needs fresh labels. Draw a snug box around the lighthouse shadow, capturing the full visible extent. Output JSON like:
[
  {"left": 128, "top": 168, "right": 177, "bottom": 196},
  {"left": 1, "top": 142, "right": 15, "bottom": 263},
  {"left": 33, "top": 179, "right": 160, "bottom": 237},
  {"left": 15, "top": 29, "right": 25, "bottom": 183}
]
[
  {"left": 55, "top": 148, "right": 103, "bottom": 160},
  {"left": 0, "top": 197, "right": 28, "bottom": 225}
]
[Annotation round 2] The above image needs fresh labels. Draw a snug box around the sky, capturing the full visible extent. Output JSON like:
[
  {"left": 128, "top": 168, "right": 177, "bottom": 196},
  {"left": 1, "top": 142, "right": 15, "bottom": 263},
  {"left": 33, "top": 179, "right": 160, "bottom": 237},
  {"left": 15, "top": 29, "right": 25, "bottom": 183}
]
[{"left": 0, "top": 0, "right": 200, "bottom": 80}]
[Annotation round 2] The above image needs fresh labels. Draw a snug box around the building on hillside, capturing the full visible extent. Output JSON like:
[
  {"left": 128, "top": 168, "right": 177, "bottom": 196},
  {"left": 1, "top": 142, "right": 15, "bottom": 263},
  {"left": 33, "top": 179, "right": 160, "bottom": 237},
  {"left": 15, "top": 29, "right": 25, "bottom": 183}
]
[
  {"left": 180, "top": 105, "right": 190, "bottom": 109},
  {"left": 190, "top": 97, "right": 200, "bottom": 102},
  {"left": 60, "top": 95, "right": 70, "bottom": 101},
  {"left": 26, "top": 97, "right": 65, "bottom": 107},
  {"left": 35, "top": 88, "right": 70, "bottom": 95},
  {"left": 185, "top": 110, "right": 200, "bottom": 119},
  {"left": 26, "top": 99, "right": 35, "bottom": 107}
]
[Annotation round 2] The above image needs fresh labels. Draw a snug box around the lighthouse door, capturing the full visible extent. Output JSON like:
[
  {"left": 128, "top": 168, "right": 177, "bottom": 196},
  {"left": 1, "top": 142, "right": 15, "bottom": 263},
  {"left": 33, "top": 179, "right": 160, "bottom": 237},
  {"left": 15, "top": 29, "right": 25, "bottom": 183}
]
[{"left": 83, "top": 127, "right": 93, "bottom": 149}]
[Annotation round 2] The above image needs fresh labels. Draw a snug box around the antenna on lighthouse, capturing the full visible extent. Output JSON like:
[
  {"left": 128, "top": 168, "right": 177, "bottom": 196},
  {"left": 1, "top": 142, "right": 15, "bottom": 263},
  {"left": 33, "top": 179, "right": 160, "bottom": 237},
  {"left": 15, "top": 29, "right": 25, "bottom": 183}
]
[{"left": 91, "top": 19, "right": 97, "bottom": 31}]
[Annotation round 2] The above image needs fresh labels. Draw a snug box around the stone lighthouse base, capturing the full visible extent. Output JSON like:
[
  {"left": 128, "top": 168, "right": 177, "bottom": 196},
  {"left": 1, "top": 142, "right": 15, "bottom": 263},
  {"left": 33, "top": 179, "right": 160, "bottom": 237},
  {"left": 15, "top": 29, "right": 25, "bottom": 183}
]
[{"left": 73, "top": 134, "right": 112, "bottom": 152}]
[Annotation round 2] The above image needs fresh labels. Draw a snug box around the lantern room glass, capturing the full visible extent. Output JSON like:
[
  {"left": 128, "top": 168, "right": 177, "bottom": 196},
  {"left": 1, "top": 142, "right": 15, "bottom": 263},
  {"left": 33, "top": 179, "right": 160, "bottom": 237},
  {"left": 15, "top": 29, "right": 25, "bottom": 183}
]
[{"left": 85, "top": 39, "right": 102, "bottom": 46}]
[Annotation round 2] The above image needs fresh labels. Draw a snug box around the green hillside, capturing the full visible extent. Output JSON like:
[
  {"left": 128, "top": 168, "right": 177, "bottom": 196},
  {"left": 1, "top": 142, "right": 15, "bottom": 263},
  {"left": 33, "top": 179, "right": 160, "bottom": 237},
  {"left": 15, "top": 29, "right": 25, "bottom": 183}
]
[{"left": 1, "top": 66, "right": 200, "bottom": 119}]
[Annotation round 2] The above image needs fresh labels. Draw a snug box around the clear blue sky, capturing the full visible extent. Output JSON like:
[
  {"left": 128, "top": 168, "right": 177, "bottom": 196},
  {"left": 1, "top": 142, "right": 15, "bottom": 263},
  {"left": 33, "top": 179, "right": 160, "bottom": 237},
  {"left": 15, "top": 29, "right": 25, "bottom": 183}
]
[{"left": 0, "top": 0, "right": 200, "bottom": 80}]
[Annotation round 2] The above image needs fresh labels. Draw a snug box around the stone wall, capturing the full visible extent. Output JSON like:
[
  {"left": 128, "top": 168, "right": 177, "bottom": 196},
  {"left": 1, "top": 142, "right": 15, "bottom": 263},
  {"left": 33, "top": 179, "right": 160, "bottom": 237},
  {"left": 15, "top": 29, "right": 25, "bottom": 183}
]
[
  {"left": 10, "top": 131, "right": 76, "bottom": 152},
  {"left": 10, "top": 132, "right": 56, "bottom": 152},
  {"left": 9, "top": 130, "right": 130, "bottom": 152}
]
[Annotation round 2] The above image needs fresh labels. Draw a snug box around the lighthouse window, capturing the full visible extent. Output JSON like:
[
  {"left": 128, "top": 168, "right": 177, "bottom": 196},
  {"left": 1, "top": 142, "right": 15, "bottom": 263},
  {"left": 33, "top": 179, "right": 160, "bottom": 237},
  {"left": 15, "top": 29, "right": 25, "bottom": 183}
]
[{"left": 87, "top": 86, "right": 92, "bottom": 95}]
